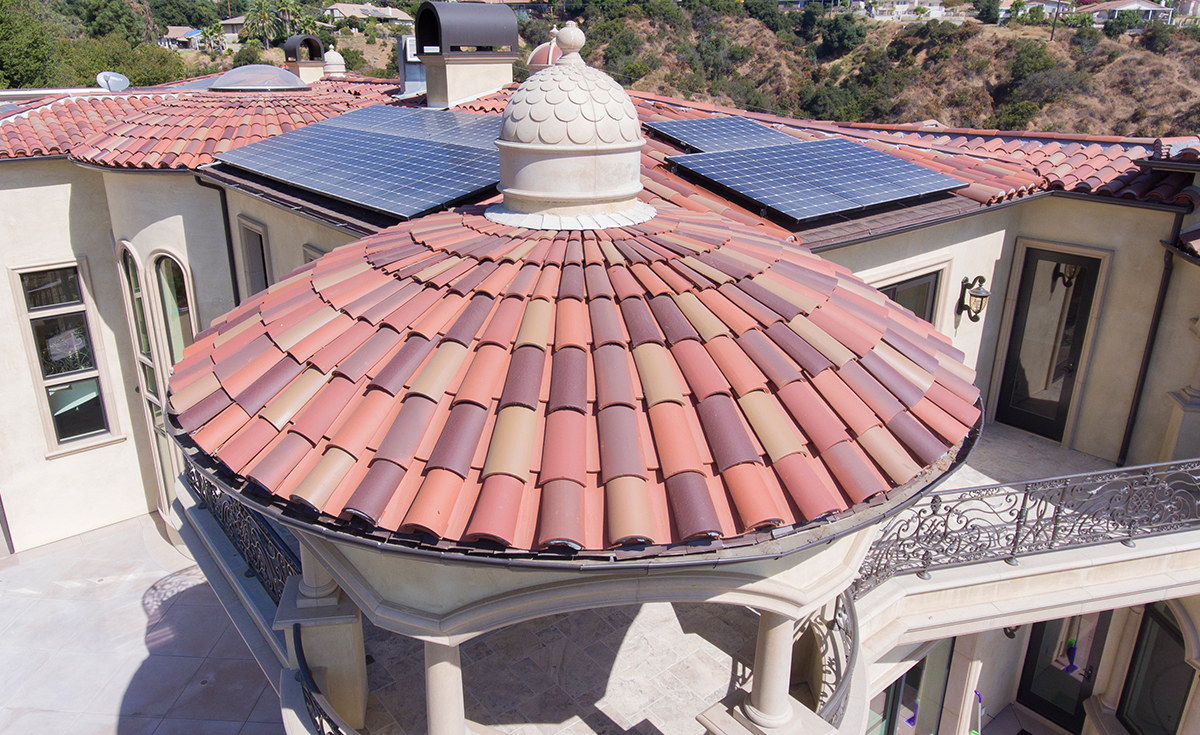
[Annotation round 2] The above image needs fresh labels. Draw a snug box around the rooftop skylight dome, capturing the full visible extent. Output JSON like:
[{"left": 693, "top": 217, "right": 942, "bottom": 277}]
[
  {"left": 209, "top": 65, "right": 310, "bottom": 93},
  {"left": 485, "top": 22, "right": 656, "bottom": 229}
]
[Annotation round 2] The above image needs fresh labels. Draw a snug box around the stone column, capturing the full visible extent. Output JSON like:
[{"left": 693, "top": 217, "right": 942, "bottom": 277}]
[
  {"left": 744, "top": 611, "right": 796, "bottom": 730},
  {"left": 425, "top": 640, "right": 467, "bottom": 735},
  {"left": 274, "top": 545, "right": 369, "bottom": 729},
  {"left": 1160, "top": 316, "right": 1200, "bottom": 461},
  {"left": 1099, "top": 606, "right": 1143, "bottom": 712}
]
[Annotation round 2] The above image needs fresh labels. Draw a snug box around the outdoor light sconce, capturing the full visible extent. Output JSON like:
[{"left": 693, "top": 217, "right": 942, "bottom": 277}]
[
  {"left": 1051, "top": 262, "right": 1079, "bottom": 290},
  {"left": 956, "top": 276, "right": 990, "bottom": 322}
]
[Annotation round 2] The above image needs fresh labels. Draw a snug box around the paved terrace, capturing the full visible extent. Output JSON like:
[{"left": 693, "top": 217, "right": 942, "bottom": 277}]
[{"left": 0, "top": 422, "right": 1115, "bottom": 735}]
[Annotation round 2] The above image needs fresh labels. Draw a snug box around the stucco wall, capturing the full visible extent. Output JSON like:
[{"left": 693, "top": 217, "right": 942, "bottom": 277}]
[
  {"left": 820, "top": 195, "right": 1189, "bottom": 465},
  {"left": 102, "top": 171, "right": 235, "bottom": 331},
  {"left": 0, "top": 159, "right": 155, "bottom": 551},
  {"left": 817, "top": 204, "right": 1022, "bottom": 406},
  {"left": 224, "top": 188, "right": 360, "bottom": 299}
]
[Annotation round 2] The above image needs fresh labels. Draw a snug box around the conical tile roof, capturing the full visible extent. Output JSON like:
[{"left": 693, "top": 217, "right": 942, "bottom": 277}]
[{"left": 170, "top": 203, "right": 980, "bottom": 560}]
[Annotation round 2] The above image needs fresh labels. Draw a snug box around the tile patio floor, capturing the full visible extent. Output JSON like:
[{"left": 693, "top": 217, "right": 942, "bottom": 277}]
[
  {"left": 359, "top": 602, "right": 760, "bottom": 735},
  {"left": 0, "top": 513, "right": 284, "bottom": 735}
]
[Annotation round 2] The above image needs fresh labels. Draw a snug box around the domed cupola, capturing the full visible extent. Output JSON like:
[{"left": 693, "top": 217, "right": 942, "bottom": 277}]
[{"left": 485, "top": 21, "right": 655, "bottom": 229}]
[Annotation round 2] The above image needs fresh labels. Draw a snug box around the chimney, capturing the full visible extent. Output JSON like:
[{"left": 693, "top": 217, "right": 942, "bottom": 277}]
[
  {"left": 283, "top": 34, "right": 327, "bottom": 85},
  {"left": 415, "top": 1, "right": 519, "bottom": 109}
]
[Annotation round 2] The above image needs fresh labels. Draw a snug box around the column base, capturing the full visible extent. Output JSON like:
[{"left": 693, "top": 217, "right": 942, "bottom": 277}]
[{"left": 699, "top": 691, "right": 836, "bottom": 735}]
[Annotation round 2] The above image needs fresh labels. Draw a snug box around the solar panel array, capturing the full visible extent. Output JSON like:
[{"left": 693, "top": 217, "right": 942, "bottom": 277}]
[
  {"left": 646, "top": 115, "right": 802, "bottom": 152},
  {"left": 668, "top": 136, "right": 965, "bottom": 224},
  {"left": 215, "top": 106, "right": 500, "bottom": 219}
]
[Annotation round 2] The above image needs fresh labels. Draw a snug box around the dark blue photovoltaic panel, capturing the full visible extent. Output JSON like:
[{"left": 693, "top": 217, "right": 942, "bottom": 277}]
[
  {"left": 215, "top": 105, "right": 499, "bottom": 218},
  {"left": 646, "top": 115, "right": 802, "bottom": 152},
  {"left": 668, "top": 137, "right": 964, "bottom": 223},
  {"left": 323, "top": 106, "right": 501, "bottom": 150}
]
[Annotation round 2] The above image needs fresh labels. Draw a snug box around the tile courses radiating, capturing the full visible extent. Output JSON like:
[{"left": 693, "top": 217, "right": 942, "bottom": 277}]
[{"left": 169, "top": 204, "right": 980, "bottom": 556}]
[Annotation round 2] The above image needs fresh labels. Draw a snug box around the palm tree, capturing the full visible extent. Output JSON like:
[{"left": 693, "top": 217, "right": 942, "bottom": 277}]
[
  {"left": 276, "top": 0, "right": 300, "bottom": 36},
  {"left": 297, "top": 14, "right": 319, "bottom": 35},
  {"left": 200, "top": 22, "right": 224, "bottom": 52},
  {"left": 245, "top": 0, "right": 279, "bottom": 46}
]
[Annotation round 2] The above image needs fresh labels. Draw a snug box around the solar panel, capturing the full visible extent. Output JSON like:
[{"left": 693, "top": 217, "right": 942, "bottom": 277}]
[
  {"left": 215, "top": 106, "right": 499, "bottom": 219},
  {"left": 323, "top": 106, "right": 501, "bottom": 150},
  {"left": 646, "top": 116, "right": 801, "bottom": 152},
  {"left": 668, "top": 138, "right": 964, "bottom": 224}
]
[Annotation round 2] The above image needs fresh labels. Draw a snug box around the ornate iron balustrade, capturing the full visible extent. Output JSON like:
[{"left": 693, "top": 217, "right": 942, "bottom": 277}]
[
  {"left": 815, "top": 590, "right": 859, "bottom": 727},
  {"left": 293, "top": 624, "right": 356, "bottom": 735},
  {"left": 184, "top": 458, "right": 301, "bottom": 605},
  {"left": 853, "top": 459, "right": 1200, "bottom": 599}
]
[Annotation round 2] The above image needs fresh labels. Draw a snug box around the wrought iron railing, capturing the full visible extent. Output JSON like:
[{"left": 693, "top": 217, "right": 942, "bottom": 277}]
[
  {"left": 815, "top": 590, "right": 859, "bottom": 727},
  {"left": 184, "top": 459, "right": 301, "bottom": 605},
  {"left": 293, "top": 624, "right": 356, "bottom": 735},
  {"left": 853, "top": 459, "right": 1200, "bottom": 598}
]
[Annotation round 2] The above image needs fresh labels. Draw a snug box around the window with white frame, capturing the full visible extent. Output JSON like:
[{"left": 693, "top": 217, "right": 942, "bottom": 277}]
[
  {"left": 13, "top": 263, "right": 111, "bottom": 445},
  {"left": 238, "top": 217, "right": 272, "bottom": 295}
]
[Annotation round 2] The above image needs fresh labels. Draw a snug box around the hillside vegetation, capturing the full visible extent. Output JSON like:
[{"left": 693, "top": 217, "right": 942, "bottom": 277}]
[{"left": 521, "top": 1, "right": 1200, "bottom": 137}]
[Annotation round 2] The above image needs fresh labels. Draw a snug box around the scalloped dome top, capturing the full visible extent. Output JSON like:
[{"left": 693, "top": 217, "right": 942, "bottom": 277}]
[
  {"left": 500, "top": 64, "right": 641, "bottom": 147},
  {"left": 499, "top": 22, "right": 640, "bottom": 148}
]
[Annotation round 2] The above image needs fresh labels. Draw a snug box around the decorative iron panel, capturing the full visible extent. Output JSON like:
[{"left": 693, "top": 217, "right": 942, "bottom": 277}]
[
  {"left": 184, "top": 458, "right": 301, "bottom": 605},
  {"left": 816, "top": 590, "right": 858, "bottom": 728},
  {"left": 854, "top": 460, "right": 1200, "bottom": 598}
]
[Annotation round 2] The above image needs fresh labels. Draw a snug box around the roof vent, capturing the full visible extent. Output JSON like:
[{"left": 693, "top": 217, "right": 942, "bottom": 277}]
[
  {"left": 414, "top": 1, "right": 519, "bottom": 109},
  {"left": 323, "top": 49, "right": 347, "bottom": 76},
  {"left": 210, "top": 65, "right": 310, "bottom": 92},
  {"left": 526, "top": 28, "right": 562, "bottom": 73},
  {"left": 485, "top": 21, "right": 652, "bottom": 230}
]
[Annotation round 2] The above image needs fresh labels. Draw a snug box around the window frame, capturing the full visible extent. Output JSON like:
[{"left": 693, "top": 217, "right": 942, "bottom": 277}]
[
  {"left": 8, "top": 257, "right": 124, "bottom": 458},
  {"left": 1117, "top": 602, "right": 1194, "bottom": 735},
  {"left": 237, "top": 215, "right": 273, "bottom": 296},
  {"left": 151, "top": 252, "right": 199, "bottom": 368},
  {"left": 302, "top": 243, "right": 328, "bottom": 264},
  {"left": 879, "top": 270, "right": 941, "bottom": 325}
]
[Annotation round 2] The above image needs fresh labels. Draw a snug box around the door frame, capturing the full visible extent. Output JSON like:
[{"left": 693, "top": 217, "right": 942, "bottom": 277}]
[
  {"left": 986, "top": 238, "right": 1111, "bottom": 449},
  {"left": 1017, "top": 611, "right": 1114, "bottom": 734}
]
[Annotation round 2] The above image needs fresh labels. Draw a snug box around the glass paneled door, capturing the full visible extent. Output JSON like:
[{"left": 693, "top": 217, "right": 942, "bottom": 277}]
[
  {"left": 119, "top": 250, "right": 192, "bottom": 515},
  {"left": 1018, "top": 612, "right": 1113, "bottom": 734},
  {"left": 996, "top": 248, "right": 1101, "bottom": 442}
]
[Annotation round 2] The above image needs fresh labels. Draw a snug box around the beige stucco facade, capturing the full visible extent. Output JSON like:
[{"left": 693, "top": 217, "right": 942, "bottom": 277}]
[
  {"left": 0, "top": 159, "right": 155, "bottom": 551},
  {"left": 821, "top": 192, "right": 1199, "bottom": 466}
]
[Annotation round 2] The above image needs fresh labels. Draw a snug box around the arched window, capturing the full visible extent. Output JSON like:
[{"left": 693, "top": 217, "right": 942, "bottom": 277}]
[{"left": 155, "top": 256, "right": 195, "bottom": 366}]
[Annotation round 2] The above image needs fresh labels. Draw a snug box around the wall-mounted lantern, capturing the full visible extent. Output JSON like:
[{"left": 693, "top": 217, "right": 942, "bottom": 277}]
[
  {"left": 956, "top": 276, "right": 990, "bottom": 322},
  {"left": 1051, "top": 262, "right": 1079, "bottom": 290}
]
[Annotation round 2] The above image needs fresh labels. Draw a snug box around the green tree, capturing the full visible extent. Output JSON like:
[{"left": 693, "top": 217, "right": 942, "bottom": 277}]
[
  {"left": 0, "top": 0, "right": 56, "bottom": 88},
  {"left": 1007, "top": 0, "right": 1025, "bottom": 22},
  {"left": 56, "top": 33, "right": 187, "bottom": 85},
  {"left": 276, "top": 0, "right": 298, "bottom": 35},
  {"left": 244, "top": 0, "right": 278, "bottom": 45},
  {"left": 84, "top": 0, "right": 145, "bottom": 44},
  {"left": 340, "top": 46, "right": 366, "bottom": 69},
  {"left": 1009, "top": 38, "right": 1054, "bottom": 81},
  {"left": 232, "top": 36, "right": 262, "bottom": 64},
  {"left": 149, "top": 0, "right": 219, "bottom": 28},
  {"left": 296, "top": 14, "right": 318, "bottom": 35},
  {"left": 818, "top": 13, "right": 864, "bottom": 57},
  {"left": 975, "top": 0, "right": 1001, "bottom": 23},
  {"left": 1142, "top": 21, "right": 1172, "bottom": 52},
  {"left": 200, "top": 21, "right": 222, "bottom": 51}
]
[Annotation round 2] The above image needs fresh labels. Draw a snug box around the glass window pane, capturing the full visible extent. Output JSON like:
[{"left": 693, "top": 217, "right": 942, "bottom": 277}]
[
  {"left": 140, "top": 361, "right": 159, "bottom": 400},
  {"left": 241, "top": 226, "right": 269, "bottom": 295},
  {"left": 1119, "top": 605, "right": 1193, "bottom": 735},
  {"left": 882, "top": 273, "right": 938, "bottom": 324},
  {"left": 122, "top": 251, "right": 153, "bottom": 358},
  {"left": 31, "top": 313, "right": 95, "bottom": 377},
  {"left": 21, "top": 268, "right": 82, "bottom": 309},
  {"left": 46, "top": 378, "right": 107, "bottom": 441},
  {"left": 156, "top": 257, "right": 195, "bottom": 366}
]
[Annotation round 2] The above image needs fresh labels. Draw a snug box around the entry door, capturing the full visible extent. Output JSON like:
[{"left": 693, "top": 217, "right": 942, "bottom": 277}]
[
  {"left": 996, "top": 248, "right": 1100, "bottom": 442},
  {"left": 1017, "top": 612, "right": 1113, "bottom": 734}
]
